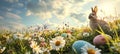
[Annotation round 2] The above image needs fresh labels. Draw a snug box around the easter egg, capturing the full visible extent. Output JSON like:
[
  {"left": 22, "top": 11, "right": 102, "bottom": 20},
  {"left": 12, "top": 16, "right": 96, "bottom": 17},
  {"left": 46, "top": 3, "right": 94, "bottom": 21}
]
[
  {"left": 61, "top": 33, "right": 67, "bottom": 37},
  {"left": 93, "top": 35, "right": 111, "bottom": 45},
  {"left": 72, "top": 40, "right": 91, "bottom": 54}
]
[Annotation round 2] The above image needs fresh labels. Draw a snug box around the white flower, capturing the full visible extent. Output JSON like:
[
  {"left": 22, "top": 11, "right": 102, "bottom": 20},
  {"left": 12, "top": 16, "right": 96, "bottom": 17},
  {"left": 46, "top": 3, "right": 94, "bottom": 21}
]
[
  {"left": 0, "top": 46, "right": 6, "bottom": 53},
  {"left": 81, "top": 44, "right": 101, "bottom": 54},
  {"left": 30, "top": 41, "right": 38, "bottom": 48},
  {"left": 32, "top": 33, "right": 38, "bottom": 37},
  {"left": 30, "top": 40, "right": 51, "bottom": 54},
  {"left": 24, "top": 36, "right": 32, "bottom": 40},
  {"left": 39, "top": 37, "right": 45, "bottom": 41},
  {"left": 13, "top": 33, "right": 24, "bottom": 40},
  {"left": 30, "top": 41, "right": 43, "bottom": 54},
  {"left": 111, "top": 42, "right": 120, "bottom": 51},
  {"left": 25, "top": 51, "right": 30, "bottom": 54},
  {"left": 50, "top": 36, "right": 65, "bottom": 50},
  {"left": 82, "top": 32, "right": 89, "bottom": 37},
  {"left": 33, "top": 46, "right": 43, "bottom": 54}
]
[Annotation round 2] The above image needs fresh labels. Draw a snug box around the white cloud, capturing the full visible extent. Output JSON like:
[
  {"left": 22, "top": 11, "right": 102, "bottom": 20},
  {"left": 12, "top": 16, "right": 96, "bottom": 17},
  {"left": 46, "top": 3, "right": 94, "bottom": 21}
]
[
  {"left": 26, "top": 0, "right": 94, "bottom": 19},
  {"left": 0, "top": 11, "right": 24, "bottom": 31},
  {"left": 18, "top": 3, "right": 24, "bottom": 7},
  {"left": 0, "top": 22, "right": 26, "bottom": 31},
  {"left": 0, "top": 26, "right": 10, "bottom": 31},
  {"left": 36, "top": 12, "right": 52, "bottom": 19},
  {"left": 0, "top": 16, "right": 4, "bottom": 19},
  {"left": 9, "top": 22, "right": 26, "bottom": 30},
  {"left": 26, "top": 10, "right": 32, "bottom": 16},
  {"left": 70, "top": 17, "right": 83, "bottom": 27},
  {"left": 6, "top": 12, "right": 21, "bottom": 19},
  {"left": 6, "top": 8, "right": 13, "bottom": 11},
  {"left": 71, "top": 13, "right": 87, "bottom": 22},
  {"left": 5, "top": 0, "right": 19, "bottom": 3}
]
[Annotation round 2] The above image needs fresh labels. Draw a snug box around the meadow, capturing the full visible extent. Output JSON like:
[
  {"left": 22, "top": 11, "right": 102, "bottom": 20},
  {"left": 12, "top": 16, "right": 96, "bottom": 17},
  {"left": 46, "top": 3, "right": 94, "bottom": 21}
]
[{"left": 0, "top": 18, "right": 120, "bottom": 54}]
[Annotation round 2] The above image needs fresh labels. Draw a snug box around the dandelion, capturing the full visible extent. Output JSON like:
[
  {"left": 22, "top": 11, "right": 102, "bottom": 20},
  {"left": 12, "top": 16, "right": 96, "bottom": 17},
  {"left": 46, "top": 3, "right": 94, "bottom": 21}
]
[
  {"left": 81, "top": 44, "right": 101, "bottom": 54},
  {"left": 50, "top": 36, "right": 65, "bottom": 50}
]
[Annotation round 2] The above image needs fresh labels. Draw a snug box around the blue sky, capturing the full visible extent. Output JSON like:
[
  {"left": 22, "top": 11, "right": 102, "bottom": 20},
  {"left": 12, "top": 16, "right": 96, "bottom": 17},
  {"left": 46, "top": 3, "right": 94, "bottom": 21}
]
[{"left": 0, "top": 0, "right": 120, "bottom": 31}]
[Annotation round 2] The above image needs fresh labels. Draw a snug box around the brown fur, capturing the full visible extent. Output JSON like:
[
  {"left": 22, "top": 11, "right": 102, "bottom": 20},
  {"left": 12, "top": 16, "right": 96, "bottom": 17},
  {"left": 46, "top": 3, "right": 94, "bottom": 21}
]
[{"left": 89, "top": 6, "right": 110, "bottom": 31}]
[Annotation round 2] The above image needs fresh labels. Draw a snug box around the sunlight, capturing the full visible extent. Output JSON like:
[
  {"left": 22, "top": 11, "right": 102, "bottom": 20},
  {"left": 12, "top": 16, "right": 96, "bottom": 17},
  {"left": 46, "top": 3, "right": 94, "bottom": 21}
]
[
  {"left": 1, "top": 0, "right": 120, "bottom": 54},
  {"left": 98, "top": 2, "right": 116, "bottom": 17}
]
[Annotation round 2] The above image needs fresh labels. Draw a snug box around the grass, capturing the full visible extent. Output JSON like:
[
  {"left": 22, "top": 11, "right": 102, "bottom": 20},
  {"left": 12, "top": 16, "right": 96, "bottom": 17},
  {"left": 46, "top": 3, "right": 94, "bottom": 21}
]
[{"left": 0, "top": 19, "right": 120, "bottom": 54}]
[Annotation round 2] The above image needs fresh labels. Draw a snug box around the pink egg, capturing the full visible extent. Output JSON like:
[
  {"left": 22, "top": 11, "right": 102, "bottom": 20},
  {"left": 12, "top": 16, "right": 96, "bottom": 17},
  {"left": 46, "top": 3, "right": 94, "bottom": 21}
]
[{"left": 93, "top": 35, "right": 107, "bottom": 45}]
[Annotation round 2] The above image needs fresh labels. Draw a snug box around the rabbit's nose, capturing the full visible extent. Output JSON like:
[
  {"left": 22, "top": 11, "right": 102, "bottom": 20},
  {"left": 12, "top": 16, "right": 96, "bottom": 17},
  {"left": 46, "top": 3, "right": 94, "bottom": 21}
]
[{"left": 89, "top": 15, "right": 92, "bottom": 19}]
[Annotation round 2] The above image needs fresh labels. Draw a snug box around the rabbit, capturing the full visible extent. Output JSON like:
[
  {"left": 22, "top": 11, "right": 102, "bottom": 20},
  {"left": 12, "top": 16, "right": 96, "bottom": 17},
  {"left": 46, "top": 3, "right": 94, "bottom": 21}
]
[{"left": 88, "top": 6, "right": 110, "bottom": 32}]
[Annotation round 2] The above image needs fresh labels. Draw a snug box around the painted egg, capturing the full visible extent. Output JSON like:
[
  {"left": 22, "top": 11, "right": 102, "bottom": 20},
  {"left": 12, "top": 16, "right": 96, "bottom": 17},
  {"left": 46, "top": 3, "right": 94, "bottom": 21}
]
[
  {"left": 93, "top": 34, "right": 111, "bottom": 45},
  {"left": 61, "top": 33, "right": 67, "bottom": 37},
  {"left": 72, "top": 40, "right": 91, "bottom": 54}
]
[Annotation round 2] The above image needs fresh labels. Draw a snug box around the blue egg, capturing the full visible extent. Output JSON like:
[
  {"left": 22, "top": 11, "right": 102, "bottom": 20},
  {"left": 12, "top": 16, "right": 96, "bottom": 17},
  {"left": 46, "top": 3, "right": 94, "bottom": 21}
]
[
  {"left": 61, "top": 33, "right": 67, "bottom": 37},
  {"left": 72, "top": 40, "right": 91, "bottom": 54}
]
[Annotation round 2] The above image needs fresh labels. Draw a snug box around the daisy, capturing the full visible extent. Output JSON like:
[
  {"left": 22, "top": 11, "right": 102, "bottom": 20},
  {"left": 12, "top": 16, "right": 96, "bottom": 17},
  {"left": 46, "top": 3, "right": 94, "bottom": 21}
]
[
  {"left": 111, "top": 42, "right": 120, "bottom": 52},
  {"left": 39, "top": 37, "right": 45, "bottom": 41},
  {"left": 24, "top": 36, "right": 32, "bottom": 41},
  {"left": 30, "top": 41, "right": 43, "bottom": 54},
  {"left": 81, "top": 44, "right": 101, "bottom": 54},
  {"left": 82, "top": 32, "right": 90, "bottom": 37},
  {"left": 0, "top": 46, "right": 6, "bottom": 53},
  {"left": 25, "top": 51, "right": 30, "bottom": 54},
  {"left": 13, "top": 33, "right": 24, "bottom": 40},
  {"left": 30, "top": 41, "right": 38, "bottom": 48},
  {"left": 50, "top": 36, "right": 65, "bottom": 50}
]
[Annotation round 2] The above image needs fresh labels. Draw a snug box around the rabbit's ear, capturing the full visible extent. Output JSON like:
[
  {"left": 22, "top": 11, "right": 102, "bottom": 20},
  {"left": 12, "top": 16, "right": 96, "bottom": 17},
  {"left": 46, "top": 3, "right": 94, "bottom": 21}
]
[
  {"left": 91, "top": 7, "right": 94, "bottom": 12},
  {"left": 94, "top": 6, "right": 98, "bottom": 13}
]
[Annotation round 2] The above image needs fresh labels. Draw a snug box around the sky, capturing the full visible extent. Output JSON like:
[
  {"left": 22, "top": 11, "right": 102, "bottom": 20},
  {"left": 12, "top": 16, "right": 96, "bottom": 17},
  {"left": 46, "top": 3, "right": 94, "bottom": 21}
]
[{"left": 0, "top": 0, "right": 120, "bottom": 31}]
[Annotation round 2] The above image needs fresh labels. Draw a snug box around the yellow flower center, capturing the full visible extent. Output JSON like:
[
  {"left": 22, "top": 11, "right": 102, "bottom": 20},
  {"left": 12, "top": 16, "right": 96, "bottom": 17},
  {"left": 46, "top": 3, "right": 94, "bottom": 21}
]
[
  {"left": 55, "top": 41, "right": 61, "bottom": 46},
  {"left": 33, "top": 45, "right": 37, "bottom": 48},
  {"left": 87, "top": 48, "right": 95, "bottom": 54}
]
